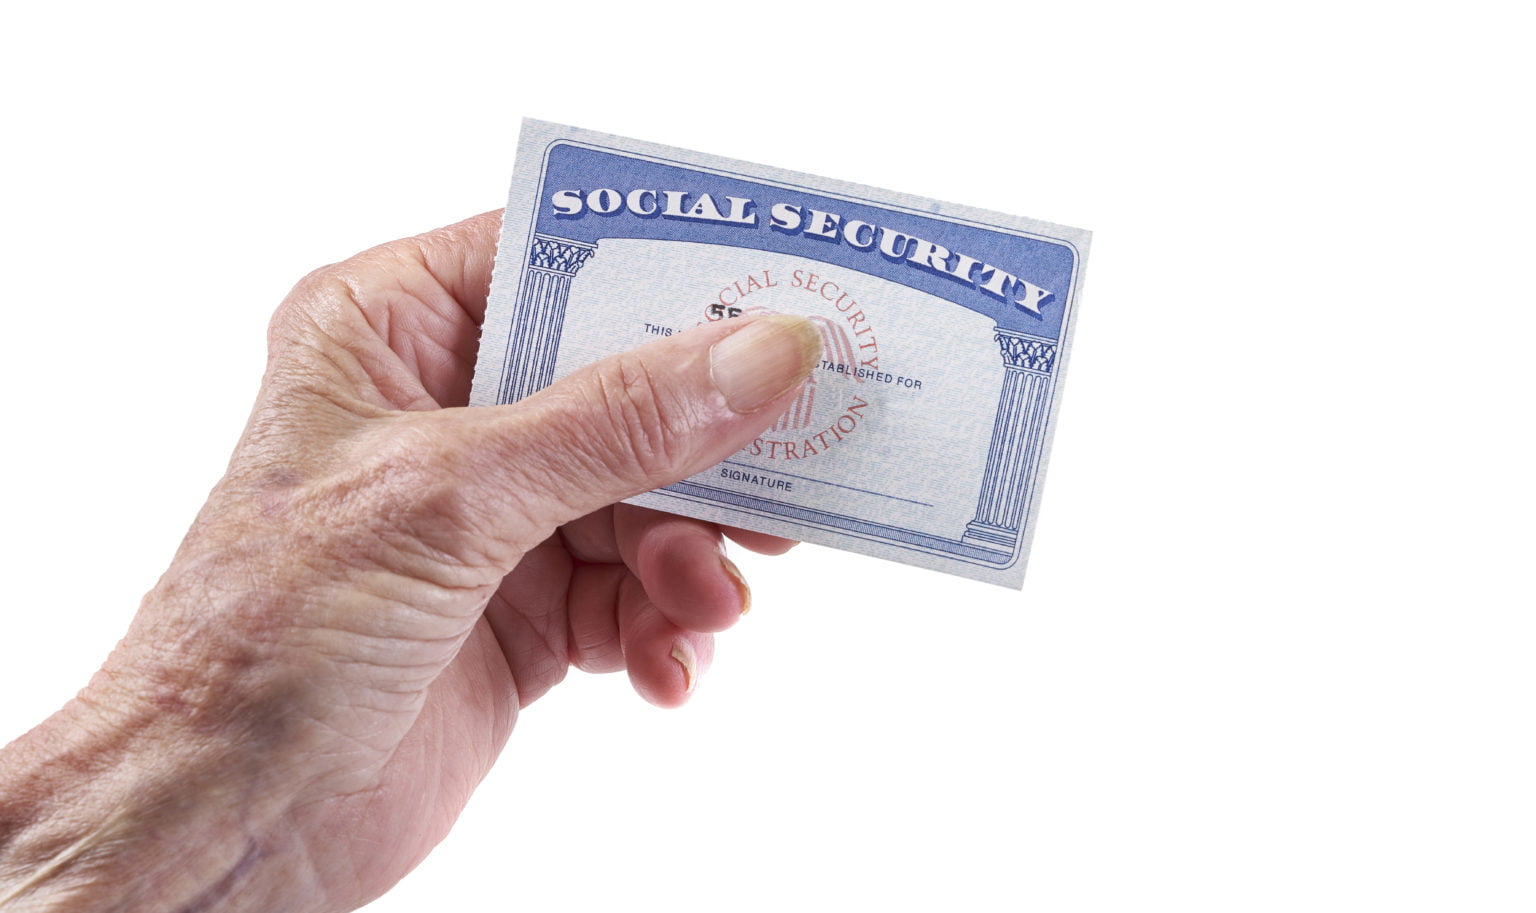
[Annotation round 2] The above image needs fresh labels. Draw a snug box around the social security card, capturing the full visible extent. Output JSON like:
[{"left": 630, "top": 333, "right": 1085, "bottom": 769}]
[{"left": 470, "top": 120, "right": 1090, "bottom": 588}]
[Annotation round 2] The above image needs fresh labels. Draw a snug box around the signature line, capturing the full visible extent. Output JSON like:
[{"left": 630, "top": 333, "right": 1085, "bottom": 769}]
[{"left": 719, "top": 461, "right": 934, "bottom": 508}]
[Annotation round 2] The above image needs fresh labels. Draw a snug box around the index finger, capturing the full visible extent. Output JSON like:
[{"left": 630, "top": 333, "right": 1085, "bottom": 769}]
[{"left": 405, "top": 209, "right": 503, "bottom": 324}]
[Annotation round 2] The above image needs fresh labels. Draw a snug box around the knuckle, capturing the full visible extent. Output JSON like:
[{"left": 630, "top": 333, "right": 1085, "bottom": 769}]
[
  {"left": 589, "top": 354, "right": 686, "bottom": 480},
  {"left": 267, "top": 263, "right": 356, "bottom": 356},
  {"left": 268, "top": 238, "right": 422, "bottom": 350}
]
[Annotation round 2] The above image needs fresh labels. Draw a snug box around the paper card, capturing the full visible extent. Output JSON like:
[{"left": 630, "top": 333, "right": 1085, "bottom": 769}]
[{"left": 471, "top": 120, "right": 1090, "bottom": 587}]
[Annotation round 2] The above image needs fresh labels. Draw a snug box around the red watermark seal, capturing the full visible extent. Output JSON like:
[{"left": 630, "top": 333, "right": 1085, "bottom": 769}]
[{"left": 705, "top": 267, "right": 882, "bottom": 462}]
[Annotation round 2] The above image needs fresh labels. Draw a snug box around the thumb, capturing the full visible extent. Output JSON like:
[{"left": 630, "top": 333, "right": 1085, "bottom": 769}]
[{"left": 430, "top": 314, "right": 822, "bottom": 558}]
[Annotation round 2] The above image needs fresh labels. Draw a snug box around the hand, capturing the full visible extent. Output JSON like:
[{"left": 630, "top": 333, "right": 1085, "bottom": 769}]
[{"left": 0, "top": 211, "right": 821, "bottom": 911}]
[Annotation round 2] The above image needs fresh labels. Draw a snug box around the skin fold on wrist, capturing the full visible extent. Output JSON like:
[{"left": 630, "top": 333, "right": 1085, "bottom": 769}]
[{"left": 0, "top": 590, "right": 328, "bottom": 912}]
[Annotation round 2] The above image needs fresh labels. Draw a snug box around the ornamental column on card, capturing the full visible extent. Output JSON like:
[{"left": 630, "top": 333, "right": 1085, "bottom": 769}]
[
  {"left": 962, "top": 328, "right": 1058, "bottom": 553},
  {"left": 499, "top": 234, "right": 597, "bottom": 404}
]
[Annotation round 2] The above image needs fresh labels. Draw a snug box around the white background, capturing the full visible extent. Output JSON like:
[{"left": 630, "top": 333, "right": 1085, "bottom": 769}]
[{"left": 1, "top": 3, "right": 1531, "bottom": 911}]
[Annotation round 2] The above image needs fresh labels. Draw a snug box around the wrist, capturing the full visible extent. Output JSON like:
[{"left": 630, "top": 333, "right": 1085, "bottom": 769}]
[{"left": 0, "top": 605, "right": 323, "bottom": 911}]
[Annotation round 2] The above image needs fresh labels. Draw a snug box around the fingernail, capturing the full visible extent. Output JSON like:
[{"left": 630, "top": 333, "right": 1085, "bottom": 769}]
[
  {"left": 720, "top": 551, "right": 752, "bottom": 616},
  {"left": 670, "top": 639, "right": 698, "bottom": 693},
  {"left": 709, "top": 315, "right": 822, "bottom": 413}
]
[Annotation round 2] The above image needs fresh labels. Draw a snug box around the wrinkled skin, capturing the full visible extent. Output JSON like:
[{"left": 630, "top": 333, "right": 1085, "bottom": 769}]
[{"left": 0, "top": 211, "right": 820, "bottom": 911}]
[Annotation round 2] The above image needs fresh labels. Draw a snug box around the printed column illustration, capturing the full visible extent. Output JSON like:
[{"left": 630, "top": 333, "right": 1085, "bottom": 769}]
[
  {"left": 963, "top": 329, "right": 1058, "bottom": 553},
  {"left": 498, "top": 234, "right": 597, "bottom": 404}
]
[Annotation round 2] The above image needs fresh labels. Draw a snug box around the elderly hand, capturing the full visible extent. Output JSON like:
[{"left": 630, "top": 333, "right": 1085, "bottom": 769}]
[{"left": 0, "top": 211, "right": 821, "bottom": 911}]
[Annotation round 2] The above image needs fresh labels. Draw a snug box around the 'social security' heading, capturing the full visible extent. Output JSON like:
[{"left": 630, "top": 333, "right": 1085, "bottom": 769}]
[{"left": 549, "top": 188, "right": 1053, "bottom": 315}]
